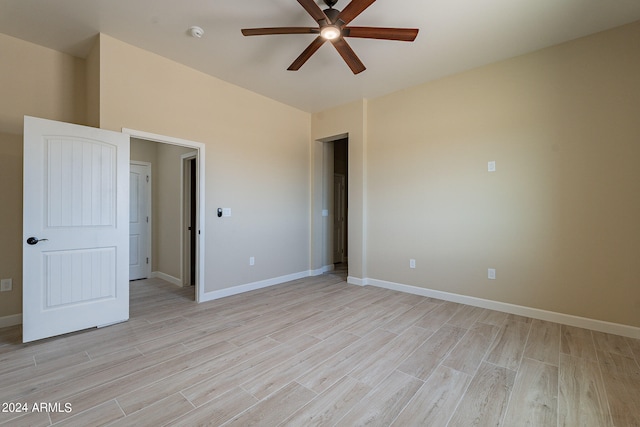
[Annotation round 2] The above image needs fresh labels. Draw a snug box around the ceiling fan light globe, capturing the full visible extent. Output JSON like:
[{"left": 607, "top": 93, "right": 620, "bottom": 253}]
[{"left": 321, "top": 25, "right": 341, "bottom": 40}]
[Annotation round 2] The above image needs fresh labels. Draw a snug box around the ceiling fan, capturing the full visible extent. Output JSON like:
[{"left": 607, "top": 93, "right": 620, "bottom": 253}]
[{"left": 241, "top": 0, "right": 419, "bottom": 74}]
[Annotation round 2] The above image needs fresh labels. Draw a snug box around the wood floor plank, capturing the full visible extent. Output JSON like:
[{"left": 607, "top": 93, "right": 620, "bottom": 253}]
[
  {"left": 267, "top": 308, "right": 345, "bottom": 343},
  {"left": 627, "top": 336, "right": 640, "bottom": 362},
  {"left": 227, "top": 309, "right": 322, "bottom": 347},
  {"left": 0, "top": 409, "right": 50, "bottom": 427},
  {"left": 0, "top": 347, "right": 144, "bottom": 404},
  {"left": 334, "top": 370, "right": 423, "bottom": 427},
  {"left": 413, "top": 301, "right": 461, "bottom": 331},
  {"left": 296, "top": 329, "right": 397, "bottom": 393},
  {"left": 241, "top": 331, "right": 359, "bottom": 400},
  {"left": 34, "top": 350, "right": 91, "bottom": 369},
  {"left": 485, "top": 318, "right": 531, "bottom": 371},
  {"left": 397, "top": 324, "right": 467, "bottom": 380},
  {"left": 0, "top": 352, "right": 35, "bottom": 376},
  {"left": 47, "top": 343, "right": 197, "bottom": 423},
  {"left": 126, "top": 335, "right": 318, "bottom": 413},
  {"left": 307, "top": 308, "right": 371, "bottom": 340},
  {"left": 283, "top": 376, "right": 372, "bottom": 426},
  {"left": 561, "top": 325, "right": 597, "bottom": 361},
  {"left": 476, "top": 308, "right": 508, "bottom": 326},
  {"left": 53, "top": 399, "right": 125, "bottom": 427},
  {"left": 169, "top": 387, "right": 258, "bottom": 427},
  {"left": 558, "top": 353, "right": 613, "bottom": 426},
  {"left": 447, "top": 305, "right": 487, "bottom": 329},
  {"left": 503, "top": 357, "right": 558, "bottom": 426},
  {"left": 447, "top": 361, "right": 516, "bottom": 426},
  {"left": 343, "top": 303, "right": 412, "bottom": 337},
  {"left": 442, "top": 321, "right": 500, "bottom": 375},
  {"left": 596, "top": 349, "right": 640, "bottom": 427},
  {"left": 349, "top": 326, "right": 434, "bottom": 388},
  {"left": 224, "top": 381, "right": 316, "bottom": 427},
  {"left": 524, "top": 319, "right": 561, "bottom": 366},
  {"left": 108, "top": 393, "right": 194, "bottom": 427},
  {"left": 47, "top": 338, "right": 247, "bottom": 422},
  {"left": 381, "top": 300, "right": 440, "bottom": 334},
  {"left": 592, "top": 331, "right": 635, "bottom": 358},
  {"left": 391, "top": 365, "right": 471, "bottom": 426}
]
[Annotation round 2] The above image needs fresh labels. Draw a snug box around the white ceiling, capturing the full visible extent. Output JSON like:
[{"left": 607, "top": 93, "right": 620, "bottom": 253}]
[{"left": 2, "top": 0, "right": 640, "bottom": 113}]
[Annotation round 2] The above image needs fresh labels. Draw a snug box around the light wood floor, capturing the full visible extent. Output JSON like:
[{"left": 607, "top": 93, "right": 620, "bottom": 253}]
[{"left": 1, "top": 271, "right": 639, "bottom": 426}]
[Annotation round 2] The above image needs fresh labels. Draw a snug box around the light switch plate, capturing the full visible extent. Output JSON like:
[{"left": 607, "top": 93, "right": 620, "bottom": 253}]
[
  {"left": 488, "top": 268, "right": 496, "bottom": 280},
  {"left": 222, "top": 208, "right": 231, "bottom": 217},
  {"left": 488, "top": 161, "right": 496, "bottom": 172}
]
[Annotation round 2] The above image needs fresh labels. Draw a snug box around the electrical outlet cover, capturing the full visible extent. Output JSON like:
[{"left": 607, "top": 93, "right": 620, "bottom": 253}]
[{"left": 0, "top": 279, "right": 12, "bottom": 292}]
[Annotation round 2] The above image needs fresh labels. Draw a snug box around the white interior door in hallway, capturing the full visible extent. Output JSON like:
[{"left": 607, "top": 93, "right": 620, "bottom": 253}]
[{"left": 130, "top": 162, "right": 151, "bottom": 280}]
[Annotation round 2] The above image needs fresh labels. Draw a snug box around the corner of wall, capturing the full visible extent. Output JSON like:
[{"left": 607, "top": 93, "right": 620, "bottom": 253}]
[{"left": 85, "top": 34, "right": 101, "bottom": 128}]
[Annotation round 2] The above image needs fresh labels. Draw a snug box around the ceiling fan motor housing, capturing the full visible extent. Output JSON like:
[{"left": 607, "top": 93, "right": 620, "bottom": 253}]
[{"left": 324, "top": 8, "right": 341, "bottom": 24}]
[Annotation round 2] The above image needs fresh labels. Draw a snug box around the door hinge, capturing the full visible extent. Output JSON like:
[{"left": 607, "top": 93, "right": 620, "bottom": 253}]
[
  {"left": 146, "top": 175, "right": 149, "bottom": 183},
  {"left": 146, "top": 216, "right": 149, "bottom": 223},
  {"left": 146, "top": 257, "right": 149, "bottom": 264}
]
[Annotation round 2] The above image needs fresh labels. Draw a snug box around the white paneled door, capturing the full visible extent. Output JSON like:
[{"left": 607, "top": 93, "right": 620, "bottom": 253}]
[
  {"left": 23, "top": 116, "right": 130, "bottom": 343},
  {"left": 129, "top": 163, "right": 150, "bottom": 280}
]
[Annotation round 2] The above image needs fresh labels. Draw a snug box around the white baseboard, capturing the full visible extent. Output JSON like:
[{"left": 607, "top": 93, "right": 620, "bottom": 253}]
[
  {"left": 199, "top": 270, "right": 311, "bottom": 303},
  {"left": 0, "top": 314, "right": 22, "bottom": 328},
  {"left": 365, "top": 278, "right": 640, "bottom": 339},
  {"left": 151, "top": 271, "right": 182, "bottom": 287},
  {"left": 310, "top": 265, "right": 335, "bottom": 276},
  {"left": 347, "top": 276, "right": 366, "bottom": 286}
]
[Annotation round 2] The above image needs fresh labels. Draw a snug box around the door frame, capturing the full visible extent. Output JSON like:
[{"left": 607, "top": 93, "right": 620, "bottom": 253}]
[
  {"left": 333, "top": 172, "right": 346, "bottom": 264},
  {"left": 181, "top": 151, "right": 198, "bottom": 287},
  {"left": 311, "top": 133, "right": 349, "bottom": 274},
  {"left": 130, "top": 161, "right": 152, "bottom": 280},
  {"left": 123, "top": 128, "right": 206, "bottom": 303}
]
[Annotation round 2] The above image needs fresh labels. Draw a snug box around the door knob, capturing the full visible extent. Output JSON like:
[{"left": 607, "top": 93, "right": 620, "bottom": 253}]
[{"left": 26, "top": 237, "right": 48, "bottom": 245}]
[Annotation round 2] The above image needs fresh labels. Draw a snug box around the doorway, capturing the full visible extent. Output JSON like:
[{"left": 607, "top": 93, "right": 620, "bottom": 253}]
[
  {"left": 332, "top": 138, "right": 348, "bottom": 269},
  {"left": 125, "top": 128, "right": 206, "bottom": 303}
]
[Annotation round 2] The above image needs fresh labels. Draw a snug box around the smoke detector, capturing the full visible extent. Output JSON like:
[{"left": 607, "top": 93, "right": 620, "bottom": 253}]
[{"left": 189, "top": 26, "right": 204, "bottom": 38}]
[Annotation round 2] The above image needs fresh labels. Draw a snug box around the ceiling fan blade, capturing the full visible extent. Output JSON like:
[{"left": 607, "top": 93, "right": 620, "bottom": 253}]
[
  {"left": 344, "top": 26, "right": 419, "bottom": 41},
  {"left": 242, "top": 27, "right": 319, "bottom": 36},
  {"left": 288, "top": 36, "right": 326, "bottom": 71},
  {"left": 336, "top": 0, "right": 376, "bottom": 25},
  {"left": 331, "top": 37, "right": 366, "bottom": 74},
  {"left": 297, "top": 0, "right": 330, "bottom": 24}
]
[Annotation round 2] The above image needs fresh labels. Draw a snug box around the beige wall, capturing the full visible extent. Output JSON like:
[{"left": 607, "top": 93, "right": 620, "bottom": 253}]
[
  {"left": 0, "top": 34, "right": 88, "bottom": 320},
  {"left": 98, "top": 34, "right": 311, "bottom": 292},
  {"left": 156, "top": 143, "right": 194, "bottom": 281},
  {"left": 0, "top": 33, "right": 86, "bottom": 134},
  {"left": 365, "top": 22, "right": 640, "bottom": 327},
  {"left": 0, "top": 133, "right": 23, "bottom": 318},
  {"left": 85, "top": 36, "right": 100, "bottom": 128}
]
